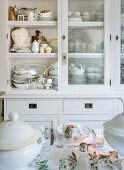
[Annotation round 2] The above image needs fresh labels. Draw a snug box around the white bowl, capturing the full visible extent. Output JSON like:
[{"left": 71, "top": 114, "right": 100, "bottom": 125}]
[
  {"left": 86, "top": 73, "right": 103, "bottom": 80},
  {"left": 87, "top": 67, "right": 103, "bottom": 73},
  {"left": 40, "top": 11, "right": 53, "bottom": 18},
  {"left": 12, "top": 37, "right": 31, "bottom": 44}
]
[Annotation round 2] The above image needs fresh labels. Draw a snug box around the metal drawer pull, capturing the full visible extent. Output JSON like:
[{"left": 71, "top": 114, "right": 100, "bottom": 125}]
[
  {"left": 85, "top": 103, "right": 93, "bottom": 109},
  {"left": 115, "top": 35, "right": 119, "bottom": 41},
  {"left": 29, "top": 104, "right": 37, "bottom": 109},
  {"left": 62, "top": 34, "right": 66, "bottom": 40}
]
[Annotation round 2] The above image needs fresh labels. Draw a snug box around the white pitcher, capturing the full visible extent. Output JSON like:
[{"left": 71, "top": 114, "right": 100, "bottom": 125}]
[
  {"left": 31, "top": 40, "right": 39, "bottom": 53},
  {"left": 28, "top": 11, "right": 36, "bottom": 21}
]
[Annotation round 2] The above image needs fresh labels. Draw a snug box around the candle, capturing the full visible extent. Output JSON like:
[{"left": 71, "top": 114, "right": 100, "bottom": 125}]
[{"left": 95, "top": 135, "right": 104, "bottom": 144}]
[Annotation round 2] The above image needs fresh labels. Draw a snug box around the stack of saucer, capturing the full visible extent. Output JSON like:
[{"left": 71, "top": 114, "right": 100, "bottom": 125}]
[{"left": 49, "top": 60, "right": 58, "bottom": 87}]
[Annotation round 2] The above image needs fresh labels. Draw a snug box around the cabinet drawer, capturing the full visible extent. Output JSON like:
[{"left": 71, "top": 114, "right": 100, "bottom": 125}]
[
  {"left": 63, "top": 114, "right": 113, "bottom": 129},
  {"left": 63, "top": 99, "right": 114, "bottom": 113},
  {"left": 6, "top": 100, "right": 59, "bottom": 114}
]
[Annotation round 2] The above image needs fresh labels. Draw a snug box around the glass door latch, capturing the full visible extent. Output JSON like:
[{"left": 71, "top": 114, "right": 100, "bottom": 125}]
[{"left": 62, "top": 53, "right": 67, "bottom": 65}]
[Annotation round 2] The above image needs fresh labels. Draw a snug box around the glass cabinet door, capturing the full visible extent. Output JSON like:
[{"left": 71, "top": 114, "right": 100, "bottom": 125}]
[
  {"left": 68, "top": 0, "right": 104, "bottom": 85},
  {"left": 121, "top": 0, "right": 124, "bottom": 84}
]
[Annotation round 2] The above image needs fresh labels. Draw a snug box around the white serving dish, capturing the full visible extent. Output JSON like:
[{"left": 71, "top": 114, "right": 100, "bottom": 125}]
[
  {"left": 0, "top": 113, "right": 44, "bottom": 170},
  {"left": 13, "top": 82, "right": 31, "bottom": 90},
  {"left": 104, "top": 111, "right": 124, "bottom": 157},
  {"left": 13, "top": 74, "right": 36, "bottom": 80},
  {"left": 86, "top": 72, "right": 103, "bottom": 81},
  {"left": 14, "top": 64, "right": 47, "bottom": 76},
  {"left": 12, "top": 37, "right": 31, "bottom": 44}
]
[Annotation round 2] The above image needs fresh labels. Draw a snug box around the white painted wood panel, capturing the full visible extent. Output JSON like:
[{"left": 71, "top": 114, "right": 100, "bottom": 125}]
[
  {"left": 0, "top": 0, "right": 8, "bottom": 91},
  {"left": 63, "top": 114, "right": 114, "bottom": 129},
  {"left": 63, "top": 99, "right": 114, "bottom": 112},
  {"left": 6, "top": 100, "right": 59, "bottom": 114}
]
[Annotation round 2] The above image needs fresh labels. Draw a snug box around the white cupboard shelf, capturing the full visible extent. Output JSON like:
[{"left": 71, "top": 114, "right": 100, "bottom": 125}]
[
  {"left": 68, "top": 22, "right": 104, "bottom": 29},
  {"left": 8, "top": 21, "right": 57, "bottom": 28},
  {"left": 68, "top": 53, "right": 103, "bottom": 59},
  {"left": 9, "top": 53, "right": 58, "bottom": 58}
]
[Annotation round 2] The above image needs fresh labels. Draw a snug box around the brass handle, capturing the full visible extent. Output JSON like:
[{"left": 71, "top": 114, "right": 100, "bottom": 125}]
[
  {"left": 62, "top": 34, "right": 66, "bottom": 40},
  {"left": 115, "top": 35, "right": 119, "bottom": 41},
  {"left": 85, "top": 103, "right": 93, "bottom": 109},
  {"left": 29, "top": 104, "right": 37, "bottom": 109}
]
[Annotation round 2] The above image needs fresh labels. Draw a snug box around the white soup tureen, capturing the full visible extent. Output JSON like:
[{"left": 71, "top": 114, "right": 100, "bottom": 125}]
[{"left": 0, "top": 112, "right": 44, "bottom": 170}]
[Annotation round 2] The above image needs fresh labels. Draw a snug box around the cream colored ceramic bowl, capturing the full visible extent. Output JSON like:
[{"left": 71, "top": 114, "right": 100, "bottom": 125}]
[{"left": 12, "top": 37, "right": 31, "bottom": 44}]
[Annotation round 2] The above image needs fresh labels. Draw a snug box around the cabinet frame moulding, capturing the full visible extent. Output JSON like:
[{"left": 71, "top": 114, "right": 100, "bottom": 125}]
[
  {"left": 9, "top": 53, "right": 58, "bottom": 59},
  {"left": 68, "top": 53, "right": 103, "bottom": 59},
  {"left": 8, "top": 21, "right": 57, "bottom": 28},
  {"left": 68, "top": 21, "right": 104, "bottom": 29}
]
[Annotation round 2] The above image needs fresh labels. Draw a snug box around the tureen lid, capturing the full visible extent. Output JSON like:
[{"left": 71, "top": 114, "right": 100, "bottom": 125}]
[
  {"left": 104, "top": 112, "right": 124, "bottom": 136},
  {"left": 0, "top": 113, "right": 40, "bottom": 150}
]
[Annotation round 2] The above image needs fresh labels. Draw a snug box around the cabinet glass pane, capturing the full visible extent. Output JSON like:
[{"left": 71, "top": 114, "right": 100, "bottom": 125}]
[
  {"left": 121, "top": 0, "right": 124, "bottom": 84},
  {"left": 68, "top": 0, "right": 104, "bottom": 85}
]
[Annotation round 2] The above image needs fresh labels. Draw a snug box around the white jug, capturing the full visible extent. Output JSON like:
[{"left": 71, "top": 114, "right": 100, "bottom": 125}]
[
  {"left": 31, "top": 40, "right": 39, "bottom": 53},
  {"left": 28, "top": 11, "right": 36, "bottom": 21}
]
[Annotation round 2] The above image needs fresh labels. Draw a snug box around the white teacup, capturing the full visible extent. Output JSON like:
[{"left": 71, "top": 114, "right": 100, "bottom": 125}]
[{"left": 75, "top": 12, "right": 81, "bottom": 17}]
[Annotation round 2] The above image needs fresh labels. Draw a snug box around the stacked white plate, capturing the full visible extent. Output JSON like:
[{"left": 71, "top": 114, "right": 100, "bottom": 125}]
[
  {"left": 49, "top": 60, "right": 58, "bottom": 87},
  {"left": 86, "top": 66, "right": 104, "bottom": 84},
  {"left": 69, "top": 74, "right": 86, "bottom": 84}
]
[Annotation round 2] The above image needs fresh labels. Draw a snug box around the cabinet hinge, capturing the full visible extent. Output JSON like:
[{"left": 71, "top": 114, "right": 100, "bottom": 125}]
[
  {"left": 7, "top": 80, "right": 9, "bottom": 85},
  {"left": 110, "top": 79, "right": 111, "bottom": 86},
  {"left": 6, "top": 34, "right": 8, "bottom": 39},
  {"left": 110, "top": 34, "right": 111, "bottom": 42}
]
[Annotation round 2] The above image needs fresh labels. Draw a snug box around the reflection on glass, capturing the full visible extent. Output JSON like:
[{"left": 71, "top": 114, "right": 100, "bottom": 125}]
[
  {"left": 68, "top": 0, "right": 104, "bottom": 85},
  {"left": 121, "top": 0, "right": 124, "bottom": 84}
]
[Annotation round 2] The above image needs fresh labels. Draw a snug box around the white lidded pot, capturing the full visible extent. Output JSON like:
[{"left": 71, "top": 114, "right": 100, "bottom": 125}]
[
  {"left": 104, "top": 98, "right": 124, "bottom": 157},
  {"left": 0, "top": 112, "right": 44, "bottom": 170}
]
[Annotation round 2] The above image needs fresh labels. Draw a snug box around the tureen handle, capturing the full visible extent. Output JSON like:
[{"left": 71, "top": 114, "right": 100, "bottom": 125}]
[{"left": 8, "top": 112, "right": 19, "bottom": 121}]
